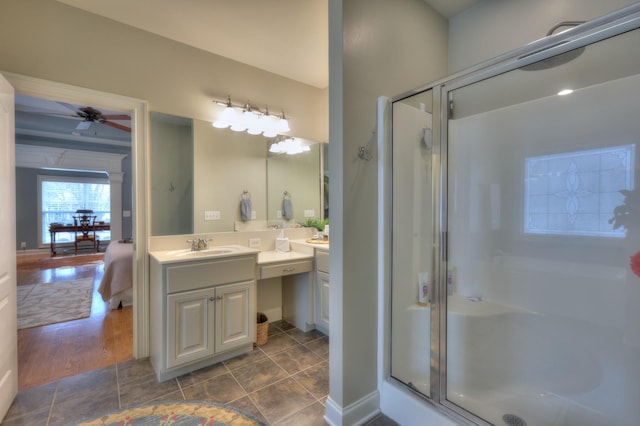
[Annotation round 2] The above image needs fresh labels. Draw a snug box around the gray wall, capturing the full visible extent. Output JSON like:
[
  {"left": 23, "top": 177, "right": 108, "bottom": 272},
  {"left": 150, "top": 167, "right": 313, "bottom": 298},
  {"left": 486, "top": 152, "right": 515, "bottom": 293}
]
[
  {"left": 328, "top": 0, "right": 448, "bottom": 416},
  {"left": 448, "top": 0, "right": 637, "bottom": 73}
]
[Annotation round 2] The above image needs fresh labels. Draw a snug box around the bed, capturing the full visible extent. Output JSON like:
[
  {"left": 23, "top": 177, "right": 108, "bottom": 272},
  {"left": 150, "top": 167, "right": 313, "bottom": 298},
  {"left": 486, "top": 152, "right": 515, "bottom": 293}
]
[{"left": 99, "top": 241, "right": 134, "bottom": 309}]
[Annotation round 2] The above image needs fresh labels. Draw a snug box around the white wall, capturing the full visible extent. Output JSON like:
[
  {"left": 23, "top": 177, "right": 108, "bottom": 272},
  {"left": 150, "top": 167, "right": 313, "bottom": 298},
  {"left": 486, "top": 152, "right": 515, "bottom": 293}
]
[
  {"left": 449, "top": 73, "right": 640, "bottom": 329},
  {"left": 328, "top": 0, "right": 448, "bottom": 424},
  {"left": 0, "top": 0, "right": 326, "bottom": 142},
  {"left": 448, "top": 0, "right": 638, "bottom": 73}
]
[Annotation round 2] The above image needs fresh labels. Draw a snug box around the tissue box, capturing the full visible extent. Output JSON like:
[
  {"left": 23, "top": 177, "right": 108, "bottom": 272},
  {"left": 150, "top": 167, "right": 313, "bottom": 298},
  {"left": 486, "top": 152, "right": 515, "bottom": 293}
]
[{"left": 275, "top": 237, "right": 290, "bottom": 252}]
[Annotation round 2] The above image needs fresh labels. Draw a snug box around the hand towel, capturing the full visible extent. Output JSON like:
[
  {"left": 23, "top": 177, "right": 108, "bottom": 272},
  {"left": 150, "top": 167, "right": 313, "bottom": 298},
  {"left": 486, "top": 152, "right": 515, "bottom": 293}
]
[
  {"left": 240, "top": 198, "right": 252, "bottom": 221},
  {"left": 283, "top": 198, "right": 293, "bottom": 220}
]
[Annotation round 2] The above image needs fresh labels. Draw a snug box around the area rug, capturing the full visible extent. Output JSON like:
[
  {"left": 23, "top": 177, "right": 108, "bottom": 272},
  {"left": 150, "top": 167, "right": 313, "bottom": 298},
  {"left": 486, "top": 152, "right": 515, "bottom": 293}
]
[
  {"left": 68, "top": 400, "right": 267, "bottom": 426},
  {"left": 17, "top": 277, "right": 94, "bottom": 329}
]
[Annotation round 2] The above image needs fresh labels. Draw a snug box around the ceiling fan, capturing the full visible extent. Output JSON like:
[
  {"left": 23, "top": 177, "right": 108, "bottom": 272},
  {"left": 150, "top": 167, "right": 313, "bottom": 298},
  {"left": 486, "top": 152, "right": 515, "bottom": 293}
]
[{"left": 71, "top": 106, "right": 131, "bottom": 133}]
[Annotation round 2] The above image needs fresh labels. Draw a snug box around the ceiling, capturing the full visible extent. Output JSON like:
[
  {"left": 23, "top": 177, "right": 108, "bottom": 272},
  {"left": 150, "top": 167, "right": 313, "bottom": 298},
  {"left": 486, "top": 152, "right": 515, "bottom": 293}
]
[{"left": 16, "top": 0, "right": 479, "bottom": 146}]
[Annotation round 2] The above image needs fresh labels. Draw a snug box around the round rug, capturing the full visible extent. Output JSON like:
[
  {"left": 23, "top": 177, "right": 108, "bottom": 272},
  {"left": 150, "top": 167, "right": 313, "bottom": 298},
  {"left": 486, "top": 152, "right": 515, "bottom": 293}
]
[{"left": 68, "top": 400, "right": 267, "bottom": 426}]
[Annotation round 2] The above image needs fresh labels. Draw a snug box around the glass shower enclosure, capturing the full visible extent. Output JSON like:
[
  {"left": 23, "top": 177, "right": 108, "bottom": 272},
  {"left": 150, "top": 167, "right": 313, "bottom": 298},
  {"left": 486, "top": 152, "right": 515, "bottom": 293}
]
[{"left": 384, "top": 5, "right": 640, "bottom": 425}]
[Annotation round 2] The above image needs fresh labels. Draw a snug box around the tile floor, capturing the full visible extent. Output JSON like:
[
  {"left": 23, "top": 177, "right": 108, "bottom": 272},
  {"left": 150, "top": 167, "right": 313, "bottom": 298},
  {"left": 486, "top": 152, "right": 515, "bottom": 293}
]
[{"left": 3, "top": 320, "right": 397, "bottom": 426}]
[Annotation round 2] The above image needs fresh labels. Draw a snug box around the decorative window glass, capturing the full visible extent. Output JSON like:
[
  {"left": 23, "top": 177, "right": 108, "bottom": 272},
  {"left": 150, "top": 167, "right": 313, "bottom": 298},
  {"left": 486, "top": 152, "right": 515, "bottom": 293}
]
[{"left": 524, "top": 144, "right": 635, "bottom": 238}]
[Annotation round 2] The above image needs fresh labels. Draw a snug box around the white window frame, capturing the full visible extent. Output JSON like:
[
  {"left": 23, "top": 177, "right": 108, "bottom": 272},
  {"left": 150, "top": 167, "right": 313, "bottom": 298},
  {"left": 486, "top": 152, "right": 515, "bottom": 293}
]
[{"left": 38, "top": 175, "right": 111, "bottom": 247}]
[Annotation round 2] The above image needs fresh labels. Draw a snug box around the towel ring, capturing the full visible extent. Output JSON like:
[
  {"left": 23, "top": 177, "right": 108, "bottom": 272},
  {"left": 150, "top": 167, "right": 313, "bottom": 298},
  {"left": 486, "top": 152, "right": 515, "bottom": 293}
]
[
  {"left": 283, "top": 190, "right": 291, "bottom": 200},
  {"left": 242, "top": 190, "right": 251, "bottom": 200}
]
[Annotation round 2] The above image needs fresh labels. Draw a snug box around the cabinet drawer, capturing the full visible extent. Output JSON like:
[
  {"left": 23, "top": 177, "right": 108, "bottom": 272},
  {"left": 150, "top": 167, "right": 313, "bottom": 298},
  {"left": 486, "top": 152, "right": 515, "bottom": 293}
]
[
  {"left": 260, "top": 260, "right": 313, "bottom": 279},
  {"left": 167, "top": 256, "right": 255, "bottom": 293},
  {"left": 316, "top": 251, "right": 329, "bottom": 273}
]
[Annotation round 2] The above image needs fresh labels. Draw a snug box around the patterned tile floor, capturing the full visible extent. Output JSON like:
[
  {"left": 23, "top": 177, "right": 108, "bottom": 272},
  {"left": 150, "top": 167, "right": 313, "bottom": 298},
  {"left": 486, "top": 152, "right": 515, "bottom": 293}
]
[{"left": 3, "top": 320, "right": 397, "bottom": 426}]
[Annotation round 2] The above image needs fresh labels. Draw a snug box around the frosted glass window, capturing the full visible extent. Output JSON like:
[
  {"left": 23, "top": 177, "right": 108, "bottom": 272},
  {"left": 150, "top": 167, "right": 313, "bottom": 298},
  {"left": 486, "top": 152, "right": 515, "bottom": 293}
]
[{"left": 524, "top": 144, "right": 634, "bottom": 237}]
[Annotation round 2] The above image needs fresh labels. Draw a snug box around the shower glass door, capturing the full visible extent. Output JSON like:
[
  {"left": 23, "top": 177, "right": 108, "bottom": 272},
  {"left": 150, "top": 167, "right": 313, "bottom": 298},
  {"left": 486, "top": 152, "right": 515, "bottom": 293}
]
[
  {"left": 389, "top": 90, "right": 434, "bottom": 397},
  {"left": 445, "top": 26, "right": 640, "bottom": 425}
]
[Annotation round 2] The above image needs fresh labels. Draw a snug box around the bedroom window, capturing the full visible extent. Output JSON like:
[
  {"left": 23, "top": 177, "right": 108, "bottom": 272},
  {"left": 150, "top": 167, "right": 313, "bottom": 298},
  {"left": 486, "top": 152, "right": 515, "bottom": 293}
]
[
  {"left": 39, "top": 176, "right": 111, "bottom": 245},
  {"left": 523, "top": 144, "right": 635, "bottom": 238}
]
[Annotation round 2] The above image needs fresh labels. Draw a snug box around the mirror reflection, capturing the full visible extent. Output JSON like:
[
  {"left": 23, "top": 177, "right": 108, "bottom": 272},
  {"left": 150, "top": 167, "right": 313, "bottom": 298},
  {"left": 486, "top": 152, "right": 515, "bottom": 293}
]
[
  {"left": 150, "top": 112, "right": 324, "bottom": 236},
  {"left": 150, "top": 112, "right": 194, "bottom": 236}
]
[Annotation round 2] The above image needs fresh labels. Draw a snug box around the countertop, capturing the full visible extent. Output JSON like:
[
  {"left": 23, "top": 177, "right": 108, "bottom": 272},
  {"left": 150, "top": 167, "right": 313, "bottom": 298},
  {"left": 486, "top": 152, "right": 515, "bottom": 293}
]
[
  {"left": 290, "top": 238, "right": 329, "bottom": 252},
  {"left": 257, "top": 250, "right": 314, "bottom": 265},
  {"left": 149, "top": 245, "right": 260, "bottom": 264}
]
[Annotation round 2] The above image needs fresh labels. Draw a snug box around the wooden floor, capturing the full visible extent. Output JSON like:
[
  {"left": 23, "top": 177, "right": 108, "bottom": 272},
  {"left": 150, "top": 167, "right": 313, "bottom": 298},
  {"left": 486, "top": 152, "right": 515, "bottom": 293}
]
[{"left": 16, "top": 251, "right": 133, "bottom": 390}]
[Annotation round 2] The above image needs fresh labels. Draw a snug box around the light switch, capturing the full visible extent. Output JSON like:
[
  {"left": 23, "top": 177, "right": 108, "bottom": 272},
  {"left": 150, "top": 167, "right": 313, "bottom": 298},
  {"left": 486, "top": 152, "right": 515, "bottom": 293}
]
[
  {"left": 205, "top": 211, "right": 220, "bottom": 221},
  {"left": 304, "top": 209, "right": 315, "bottom": 217}
]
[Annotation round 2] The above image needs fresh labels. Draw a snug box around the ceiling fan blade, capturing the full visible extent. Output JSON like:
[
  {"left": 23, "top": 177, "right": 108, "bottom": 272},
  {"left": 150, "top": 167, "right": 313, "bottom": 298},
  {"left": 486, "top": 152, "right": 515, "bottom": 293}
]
[
  {"left": 102, "top": 120, "right": 131, "bottom": 132},
  {"left": 101, "top": 114, "right": 131, "bottom": 121}
]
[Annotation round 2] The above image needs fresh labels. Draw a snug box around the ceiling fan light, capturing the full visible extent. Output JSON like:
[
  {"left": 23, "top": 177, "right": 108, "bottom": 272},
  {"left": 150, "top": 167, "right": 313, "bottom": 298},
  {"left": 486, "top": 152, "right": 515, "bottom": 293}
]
[{"left": 75, "top": 121, "right": 91, "bottom": 130}]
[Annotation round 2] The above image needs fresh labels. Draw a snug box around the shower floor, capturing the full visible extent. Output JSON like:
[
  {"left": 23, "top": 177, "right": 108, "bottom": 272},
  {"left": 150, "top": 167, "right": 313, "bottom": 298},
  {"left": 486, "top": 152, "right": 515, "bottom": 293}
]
[{"left": 447, "top": 385, "right": 608, "bottom": 426}]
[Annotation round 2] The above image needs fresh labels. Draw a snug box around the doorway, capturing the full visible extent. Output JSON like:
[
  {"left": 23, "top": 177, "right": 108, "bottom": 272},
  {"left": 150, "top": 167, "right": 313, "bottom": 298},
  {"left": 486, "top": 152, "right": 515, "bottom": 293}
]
[{"left": 4, "top": 72, "right": 150, "bottom": 384}]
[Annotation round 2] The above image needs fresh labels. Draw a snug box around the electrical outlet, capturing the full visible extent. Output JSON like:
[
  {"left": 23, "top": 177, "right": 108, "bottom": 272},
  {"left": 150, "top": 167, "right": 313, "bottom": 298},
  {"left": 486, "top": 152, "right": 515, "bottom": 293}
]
[
  {"left": 20, "top": 242, "right": 26, "bottom": 249},
  {"left": 249, "top": 238, "right": 261, "bottom": 248},
  {"left": 205, "top": 211, "right": 221, "bottom": 221},
  {"left": 122, "top": 210, "right": 131, "bottom": 217},
  {"left": 251, "top": 211, "right": 256, "bottom": 220},
  {"left": 304, "top": 209, "right": 315, "bottom": 217},
  {"left": 276, "top": 210, "right": 282, "bottom": 219}
]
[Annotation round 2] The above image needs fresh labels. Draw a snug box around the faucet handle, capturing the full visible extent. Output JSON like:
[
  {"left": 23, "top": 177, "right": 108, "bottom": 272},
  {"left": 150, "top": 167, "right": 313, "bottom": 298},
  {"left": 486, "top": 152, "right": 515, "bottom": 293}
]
[{"left": 186, "top": 239, "right": 198, "bottom": 251}]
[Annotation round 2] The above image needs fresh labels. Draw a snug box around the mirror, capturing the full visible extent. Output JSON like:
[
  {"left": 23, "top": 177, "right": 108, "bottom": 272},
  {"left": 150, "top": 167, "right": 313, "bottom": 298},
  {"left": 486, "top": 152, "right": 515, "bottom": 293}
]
[
  {"left": 150, "top": 112, "right": 324, "bottom": 235},
  {"left": 267, "top": 144, "right": 322, "bottom": 228},
  {"left": 150, "top": 112, "right": 194, "bottom": 236}
]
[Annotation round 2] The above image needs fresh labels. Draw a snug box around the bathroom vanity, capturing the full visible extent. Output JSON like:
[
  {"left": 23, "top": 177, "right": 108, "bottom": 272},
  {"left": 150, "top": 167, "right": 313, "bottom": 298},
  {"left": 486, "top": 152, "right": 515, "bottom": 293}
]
[
  {"left": 149, "top": 245, "right": 260, "bottom": 381},
  {"left": 147, "top": 233, "right": 330, "bottom": 382}
]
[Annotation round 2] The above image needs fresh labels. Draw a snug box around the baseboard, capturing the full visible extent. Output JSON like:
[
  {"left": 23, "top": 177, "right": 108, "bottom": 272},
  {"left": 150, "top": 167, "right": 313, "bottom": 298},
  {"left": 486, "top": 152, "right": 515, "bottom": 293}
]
[
  {"left": 261, "top": 307, "right": 282, "bottom": 323},
  {"left": 324, "top": 390, "right": 380, "bottom": 426}
]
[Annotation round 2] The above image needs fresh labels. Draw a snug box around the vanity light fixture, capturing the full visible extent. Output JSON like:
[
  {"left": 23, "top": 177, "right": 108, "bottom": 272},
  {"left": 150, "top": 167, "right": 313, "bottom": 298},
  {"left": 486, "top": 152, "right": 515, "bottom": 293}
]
[
  {"left": 269, "top": 136, "right": 311, "bottom": 155},
  {"left": 212, "top": 95, "right": 291, "bottom": 137}
]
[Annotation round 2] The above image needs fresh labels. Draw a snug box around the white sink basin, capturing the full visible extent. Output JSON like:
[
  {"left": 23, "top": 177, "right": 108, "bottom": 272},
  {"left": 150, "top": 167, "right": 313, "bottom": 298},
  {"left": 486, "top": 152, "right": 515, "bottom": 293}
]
[
  {"left": 165, "top": 247, "right": 236, "bottom": 257},
  {"left": 176, "top": 248, "right": 233, "bottom": 256},
  {"left": 151, "top": 244, "right": 260, "bottom": 264}
]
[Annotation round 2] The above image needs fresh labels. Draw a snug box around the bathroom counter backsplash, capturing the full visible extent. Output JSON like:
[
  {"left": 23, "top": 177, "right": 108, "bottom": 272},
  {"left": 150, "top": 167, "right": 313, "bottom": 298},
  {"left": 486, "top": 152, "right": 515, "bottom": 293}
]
[{"left": 148, "top": 228, "right": 316, "bottom": 252}]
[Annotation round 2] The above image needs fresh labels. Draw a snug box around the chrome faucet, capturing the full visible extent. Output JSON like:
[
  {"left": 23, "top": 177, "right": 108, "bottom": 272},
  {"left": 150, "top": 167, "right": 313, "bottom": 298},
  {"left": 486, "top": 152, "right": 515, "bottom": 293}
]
[{"left": 186, "top": 237, "right": 213, "bottom": 251}]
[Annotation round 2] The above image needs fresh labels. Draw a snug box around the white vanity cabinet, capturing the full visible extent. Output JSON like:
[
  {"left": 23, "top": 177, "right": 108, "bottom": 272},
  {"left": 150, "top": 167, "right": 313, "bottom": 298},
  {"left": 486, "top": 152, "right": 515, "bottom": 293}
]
[
  {"left": 150, "top": 251, "right": 257, "bottom": 382},
  {"left": 315, "top": 248, "right": 330, "bottom": 335}
]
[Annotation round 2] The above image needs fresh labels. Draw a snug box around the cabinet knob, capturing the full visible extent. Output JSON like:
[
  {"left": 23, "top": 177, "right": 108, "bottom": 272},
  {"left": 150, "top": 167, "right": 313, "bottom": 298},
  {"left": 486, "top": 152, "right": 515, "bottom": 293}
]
[{"left": 209, "top": 296, "right": 215, "bottom": 301}]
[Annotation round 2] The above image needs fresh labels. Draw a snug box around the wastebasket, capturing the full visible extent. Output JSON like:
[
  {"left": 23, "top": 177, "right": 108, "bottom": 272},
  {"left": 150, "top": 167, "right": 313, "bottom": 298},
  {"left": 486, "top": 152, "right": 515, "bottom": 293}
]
[{"left": 256, "top": 312, "right": 269, "bottom": 346}]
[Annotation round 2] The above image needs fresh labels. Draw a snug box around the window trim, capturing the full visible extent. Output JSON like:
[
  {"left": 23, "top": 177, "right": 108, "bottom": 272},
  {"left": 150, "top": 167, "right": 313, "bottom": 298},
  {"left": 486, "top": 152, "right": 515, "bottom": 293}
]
[{"left": 37, "top": 174, "right": 111, "bottom": 248}]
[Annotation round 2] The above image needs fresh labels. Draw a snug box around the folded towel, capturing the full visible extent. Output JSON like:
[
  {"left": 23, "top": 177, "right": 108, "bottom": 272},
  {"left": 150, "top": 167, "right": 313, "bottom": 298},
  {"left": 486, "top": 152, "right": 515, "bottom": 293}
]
[
  {"left": 283, "top": 198, "right": 293, "bottom": 220},
  {"left": 240, "top": 198, "right": 252, "bottom": 221}
]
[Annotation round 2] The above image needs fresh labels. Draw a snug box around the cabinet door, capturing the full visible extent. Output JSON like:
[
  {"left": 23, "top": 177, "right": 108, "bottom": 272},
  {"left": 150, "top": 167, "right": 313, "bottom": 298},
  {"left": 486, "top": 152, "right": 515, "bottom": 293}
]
[
  {"left": 215, "top": 280, "right": 254, "bottom": 353},
  {"left": 167, "top": 288, "right": 215, "bottom": 368},
  {"left": 316, "top": 271, "right": 330, "bottom": 334}
]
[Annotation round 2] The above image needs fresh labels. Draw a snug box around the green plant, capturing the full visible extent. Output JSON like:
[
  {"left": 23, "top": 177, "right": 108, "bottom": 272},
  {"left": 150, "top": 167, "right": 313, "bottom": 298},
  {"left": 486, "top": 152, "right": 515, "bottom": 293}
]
[
  {"left": 610, "top": 189, "right": 639, "bottom": 235},
  {"left": 301, "top": 217, "right": 328, "bottom": 231}
]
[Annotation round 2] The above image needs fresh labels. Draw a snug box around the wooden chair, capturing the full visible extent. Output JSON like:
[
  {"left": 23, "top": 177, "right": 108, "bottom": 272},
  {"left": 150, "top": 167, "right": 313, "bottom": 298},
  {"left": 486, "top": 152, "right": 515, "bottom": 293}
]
[{"left": 73, "top": 214, "right": 97, "bottom": 254}]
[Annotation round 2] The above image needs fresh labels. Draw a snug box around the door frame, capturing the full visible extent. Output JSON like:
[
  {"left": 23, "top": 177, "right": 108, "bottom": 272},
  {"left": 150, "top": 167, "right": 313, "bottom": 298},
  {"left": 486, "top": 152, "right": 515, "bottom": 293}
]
[{"left": 4, "top": 72, "right": 150, "bottom": 358}]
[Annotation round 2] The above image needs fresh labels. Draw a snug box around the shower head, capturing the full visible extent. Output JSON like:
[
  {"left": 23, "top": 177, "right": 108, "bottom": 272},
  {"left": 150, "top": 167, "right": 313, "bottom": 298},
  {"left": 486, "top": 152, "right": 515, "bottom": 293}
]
[
  {"left": 519, "top": 46, "right": 585, "bottom": 71},
  {"left": 519, "top": 21, "right": 586, "bottom": 71}
]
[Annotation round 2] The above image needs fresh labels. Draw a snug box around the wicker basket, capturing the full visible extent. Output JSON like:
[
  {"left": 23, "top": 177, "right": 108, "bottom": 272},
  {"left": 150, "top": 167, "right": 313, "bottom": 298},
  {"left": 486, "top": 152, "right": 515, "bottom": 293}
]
[{"left": 256, "top": 312, "right": 269, "bottom": 346}]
